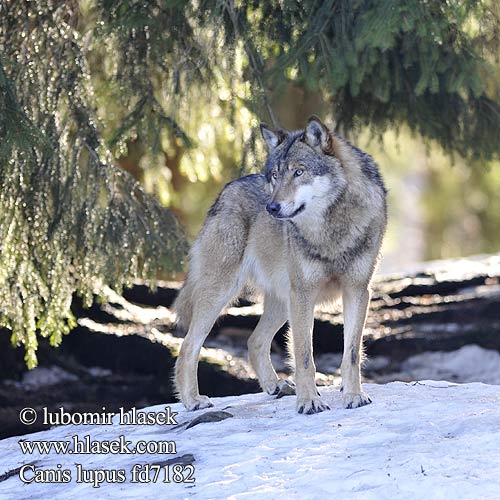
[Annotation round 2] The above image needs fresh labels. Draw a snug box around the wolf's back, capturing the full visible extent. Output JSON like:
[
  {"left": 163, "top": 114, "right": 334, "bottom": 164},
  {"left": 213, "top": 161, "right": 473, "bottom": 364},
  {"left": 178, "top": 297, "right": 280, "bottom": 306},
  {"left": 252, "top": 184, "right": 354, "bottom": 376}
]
[{"left": 173, "top": 173, "right": 269, "bottom": 334}]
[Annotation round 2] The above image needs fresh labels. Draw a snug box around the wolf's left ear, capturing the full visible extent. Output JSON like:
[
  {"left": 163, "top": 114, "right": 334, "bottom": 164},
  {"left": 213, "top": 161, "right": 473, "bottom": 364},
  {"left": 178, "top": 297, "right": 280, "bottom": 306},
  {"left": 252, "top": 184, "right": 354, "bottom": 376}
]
[
  {"left": 304, "top": 116, "right": 334, "bottom": 154},
  {"left": 260, "top": 123, "right": 285, "bottom": 151}
]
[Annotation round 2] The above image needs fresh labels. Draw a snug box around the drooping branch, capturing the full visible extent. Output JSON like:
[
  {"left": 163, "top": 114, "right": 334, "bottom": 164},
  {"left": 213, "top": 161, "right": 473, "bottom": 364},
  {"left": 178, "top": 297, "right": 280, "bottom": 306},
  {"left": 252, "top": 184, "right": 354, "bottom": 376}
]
[{"left": 0, "top": 1, "right": 187, "bottom": 367}]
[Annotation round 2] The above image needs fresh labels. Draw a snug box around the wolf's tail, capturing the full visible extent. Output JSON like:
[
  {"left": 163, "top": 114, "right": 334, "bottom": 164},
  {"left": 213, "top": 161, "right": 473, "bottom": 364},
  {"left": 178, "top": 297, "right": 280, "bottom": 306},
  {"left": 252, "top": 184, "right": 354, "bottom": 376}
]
[{"left": 172, "top": 276, "right": 194, "bottom": 335}]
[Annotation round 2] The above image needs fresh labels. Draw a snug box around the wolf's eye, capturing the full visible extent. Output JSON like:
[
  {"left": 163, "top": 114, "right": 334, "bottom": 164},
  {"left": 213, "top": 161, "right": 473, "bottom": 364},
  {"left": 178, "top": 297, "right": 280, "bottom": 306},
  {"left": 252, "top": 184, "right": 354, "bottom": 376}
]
[
  {"left": 294, "top": 169, "right": 304, "bottom": 177},
  {"left": 272, "top": 171, "right": 278, "bottom": 180}
]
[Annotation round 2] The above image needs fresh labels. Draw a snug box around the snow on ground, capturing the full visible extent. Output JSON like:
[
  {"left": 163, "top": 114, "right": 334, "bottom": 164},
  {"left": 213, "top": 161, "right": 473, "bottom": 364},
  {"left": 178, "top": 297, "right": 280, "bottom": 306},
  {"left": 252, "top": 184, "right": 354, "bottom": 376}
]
[
  {"left": 387, "top": 345, "right": 500, "bottom": 385},
  {"left": 1, "top": 381, "right": 500, "bottom": 500},
  {"left": 11, "top": 366, "right": 79, "bottom": 390},
  {"left": 3, "top": 365, "right": 113, "bottom": 391},
  {"left": 315, "top": 345, "right": 500, "bottom": 385}
]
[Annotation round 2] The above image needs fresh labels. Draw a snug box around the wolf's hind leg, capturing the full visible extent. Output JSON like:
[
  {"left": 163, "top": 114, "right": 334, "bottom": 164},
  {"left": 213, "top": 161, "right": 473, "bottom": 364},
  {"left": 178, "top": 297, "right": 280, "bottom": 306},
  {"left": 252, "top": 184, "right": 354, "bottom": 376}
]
[
  {"left": 247, "top": 294, "right": 294, "bottom": 397},
  {"left": 341, "top": 285, "right": 372, "bottom": 409},
  {"left": 175, "top": 286, "right": 238, "bottom": 411}
]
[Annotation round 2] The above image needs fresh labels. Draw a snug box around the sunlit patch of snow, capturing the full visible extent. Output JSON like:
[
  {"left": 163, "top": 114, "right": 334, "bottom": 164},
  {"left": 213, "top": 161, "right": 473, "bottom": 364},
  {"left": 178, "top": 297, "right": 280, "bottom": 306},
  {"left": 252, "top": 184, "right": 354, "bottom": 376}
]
[
  {"left": 388, "top": 345, "right": 500, "bottom": 385},
  {"left": 86, "top": 367, "right": 113, "bottom": 378}
]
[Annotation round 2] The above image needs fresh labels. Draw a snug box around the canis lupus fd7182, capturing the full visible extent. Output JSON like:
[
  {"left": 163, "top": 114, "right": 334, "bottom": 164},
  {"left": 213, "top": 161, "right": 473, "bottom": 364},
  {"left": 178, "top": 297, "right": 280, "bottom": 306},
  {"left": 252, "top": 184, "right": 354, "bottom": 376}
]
[{"left": 174, "top": 116, "right": 387, "bottom": 414}]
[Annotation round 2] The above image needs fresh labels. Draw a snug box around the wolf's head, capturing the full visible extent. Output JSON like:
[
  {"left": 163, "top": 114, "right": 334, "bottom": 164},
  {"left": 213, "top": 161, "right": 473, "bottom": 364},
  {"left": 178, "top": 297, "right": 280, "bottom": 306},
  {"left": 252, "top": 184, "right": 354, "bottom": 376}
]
[{"left": 260, "top": 116, "right": 346, "bottom": 220}]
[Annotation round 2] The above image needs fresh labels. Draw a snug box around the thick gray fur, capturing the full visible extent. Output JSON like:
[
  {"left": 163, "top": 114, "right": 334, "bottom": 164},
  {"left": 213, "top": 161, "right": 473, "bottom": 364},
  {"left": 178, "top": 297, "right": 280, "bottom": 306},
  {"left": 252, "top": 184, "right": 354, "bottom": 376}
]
[{"left": 173, "top": 116, "right": 387, "bottom": 414}]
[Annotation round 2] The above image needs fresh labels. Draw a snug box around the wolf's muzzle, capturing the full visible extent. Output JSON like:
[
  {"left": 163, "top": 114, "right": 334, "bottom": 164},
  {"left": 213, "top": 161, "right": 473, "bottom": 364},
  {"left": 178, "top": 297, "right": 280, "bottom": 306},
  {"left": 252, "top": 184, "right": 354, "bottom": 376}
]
[
  {"left": 266, "top": 202, "right": 281, "bottom": 216},
  {"left": 267, "top": 202, "right": 306, "bottom": 219}
]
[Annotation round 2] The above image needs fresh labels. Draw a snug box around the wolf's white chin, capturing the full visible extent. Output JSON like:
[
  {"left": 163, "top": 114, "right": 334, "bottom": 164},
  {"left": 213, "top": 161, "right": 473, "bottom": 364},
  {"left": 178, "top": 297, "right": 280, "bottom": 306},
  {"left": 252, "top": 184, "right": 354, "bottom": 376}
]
[{"left": 275, "top": 203, "right": 306, "bottom": 219}]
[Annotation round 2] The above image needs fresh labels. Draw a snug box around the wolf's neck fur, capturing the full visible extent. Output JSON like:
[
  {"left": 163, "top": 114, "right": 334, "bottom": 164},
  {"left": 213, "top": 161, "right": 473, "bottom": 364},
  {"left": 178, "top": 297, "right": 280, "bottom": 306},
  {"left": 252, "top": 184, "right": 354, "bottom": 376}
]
[{"left": 288, "top": 172, "right": 375, "bottom": 266}]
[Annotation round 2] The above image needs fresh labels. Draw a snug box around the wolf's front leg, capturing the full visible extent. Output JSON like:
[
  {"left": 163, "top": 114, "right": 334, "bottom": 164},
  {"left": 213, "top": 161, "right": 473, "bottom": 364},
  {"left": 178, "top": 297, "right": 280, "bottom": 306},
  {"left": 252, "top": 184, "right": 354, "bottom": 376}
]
[
  {"left": 289, "top": 290, "right": 330, "bottom": 414},
  {"left": 340, "top": 284, "right": 372, "bottom": 409}
]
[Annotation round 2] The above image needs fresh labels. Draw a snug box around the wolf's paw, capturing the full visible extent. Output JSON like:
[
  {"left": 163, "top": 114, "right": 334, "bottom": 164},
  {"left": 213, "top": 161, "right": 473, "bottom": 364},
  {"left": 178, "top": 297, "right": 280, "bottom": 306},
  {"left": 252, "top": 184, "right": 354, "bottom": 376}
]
[
  {"left": 342, "top": 391, "right": 372, "bottom": 409},
  {"left": 184, "top": 395, "right": 214, "bottom": 411},
  {"left": 297, "top": 396, "right": 330, "bottom": 415},
  {"left": 273, "top": 379, "right": 296, "bottom": 399}
]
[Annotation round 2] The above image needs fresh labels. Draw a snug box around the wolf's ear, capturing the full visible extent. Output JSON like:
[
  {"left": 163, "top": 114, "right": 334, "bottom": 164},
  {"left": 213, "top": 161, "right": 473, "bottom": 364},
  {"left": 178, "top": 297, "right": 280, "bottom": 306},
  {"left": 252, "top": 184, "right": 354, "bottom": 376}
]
[
  {"left": 260, "top": 123, "right": 285, "bottom": 151},
  {"left": 304, "top": 115, "right": 334, "bottom": 154}
]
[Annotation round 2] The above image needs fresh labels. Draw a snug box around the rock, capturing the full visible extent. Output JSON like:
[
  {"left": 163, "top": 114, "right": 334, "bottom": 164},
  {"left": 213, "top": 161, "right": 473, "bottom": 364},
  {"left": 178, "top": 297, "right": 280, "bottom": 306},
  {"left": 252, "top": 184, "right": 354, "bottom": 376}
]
[
  {"left": 152, "top": 454, "right": 195, "bottom": 466},
  {"left": 186, "top": 411, "right": 234, "bottom": 429}
]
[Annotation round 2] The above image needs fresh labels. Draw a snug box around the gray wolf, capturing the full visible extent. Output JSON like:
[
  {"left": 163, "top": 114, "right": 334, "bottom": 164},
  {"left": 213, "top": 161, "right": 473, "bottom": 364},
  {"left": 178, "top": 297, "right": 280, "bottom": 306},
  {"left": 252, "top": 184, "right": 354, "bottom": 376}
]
[{"left": 173, "top": 116, "right": 387, "bottom": 414}]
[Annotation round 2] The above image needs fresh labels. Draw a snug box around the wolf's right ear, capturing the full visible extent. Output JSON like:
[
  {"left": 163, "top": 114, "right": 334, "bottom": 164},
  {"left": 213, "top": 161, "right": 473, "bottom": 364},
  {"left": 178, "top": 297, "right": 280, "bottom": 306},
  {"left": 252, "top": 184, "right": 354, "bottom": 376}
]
[{"left": 260, "top": 123, "right": 285, "bottom": 151}]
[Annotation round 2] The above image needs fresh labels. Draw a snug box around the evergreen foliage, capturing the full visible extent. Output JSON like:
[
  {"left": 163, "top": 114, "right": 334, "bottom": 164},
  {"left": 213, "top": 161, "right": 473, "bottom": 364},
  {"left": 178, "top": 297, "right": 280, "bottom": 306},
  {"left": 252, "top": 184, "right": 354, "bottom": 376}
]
[
  {"left": 0, "top": 0, "right": 499, "bottom": 366},
  {"left": 0, "top": 1, "right": 187, "bottom": 367},
  {"left": 89, "top": 0, "right": 500, "bottom": 159}
]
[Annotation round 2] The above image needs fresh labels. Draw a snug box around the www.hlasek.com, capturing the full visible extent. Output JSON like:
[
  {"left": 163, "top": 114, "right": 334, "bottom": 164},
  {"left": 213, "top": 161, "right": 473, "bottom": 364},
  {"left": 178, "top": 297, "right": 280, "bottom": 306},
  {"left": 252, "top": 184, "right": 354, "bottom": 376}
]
[{"left": 17, "top": 406, "right": 195, "bottom": 487}]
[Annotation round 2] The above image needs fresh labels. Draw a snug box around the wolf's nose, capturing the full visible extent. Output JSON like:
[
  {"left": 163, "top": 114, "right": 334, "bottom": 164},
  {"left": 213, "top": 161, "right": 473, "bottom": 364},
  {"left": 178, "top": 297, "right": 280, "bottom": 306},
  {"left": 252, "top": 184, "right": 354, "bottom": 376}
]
[{"left": 266, "top": 202, "right": 281, "bottom": 216}]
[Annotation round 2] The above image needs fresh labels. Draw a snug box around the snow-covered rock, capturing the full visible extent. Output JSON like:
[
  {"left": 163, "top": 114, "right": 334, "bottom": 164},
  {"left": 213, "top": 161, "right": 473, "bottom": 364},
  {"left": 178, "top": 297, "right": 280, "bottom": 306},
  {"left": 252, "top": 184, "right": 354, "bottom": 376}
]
[{"left": 1, "top": 381, "right": 500, "bottom": 499}]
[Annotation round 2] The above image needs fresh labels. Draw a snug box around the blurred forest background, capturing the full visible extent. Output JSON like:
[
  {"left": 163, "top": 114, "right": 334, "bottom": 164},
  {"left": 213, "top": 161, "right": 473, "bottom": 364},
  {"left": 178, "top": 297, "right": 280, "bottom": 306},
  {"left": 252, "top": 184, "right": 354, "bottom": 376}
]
[{"left": 1, "top": 0, "right": 500, "bottom": 366}]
